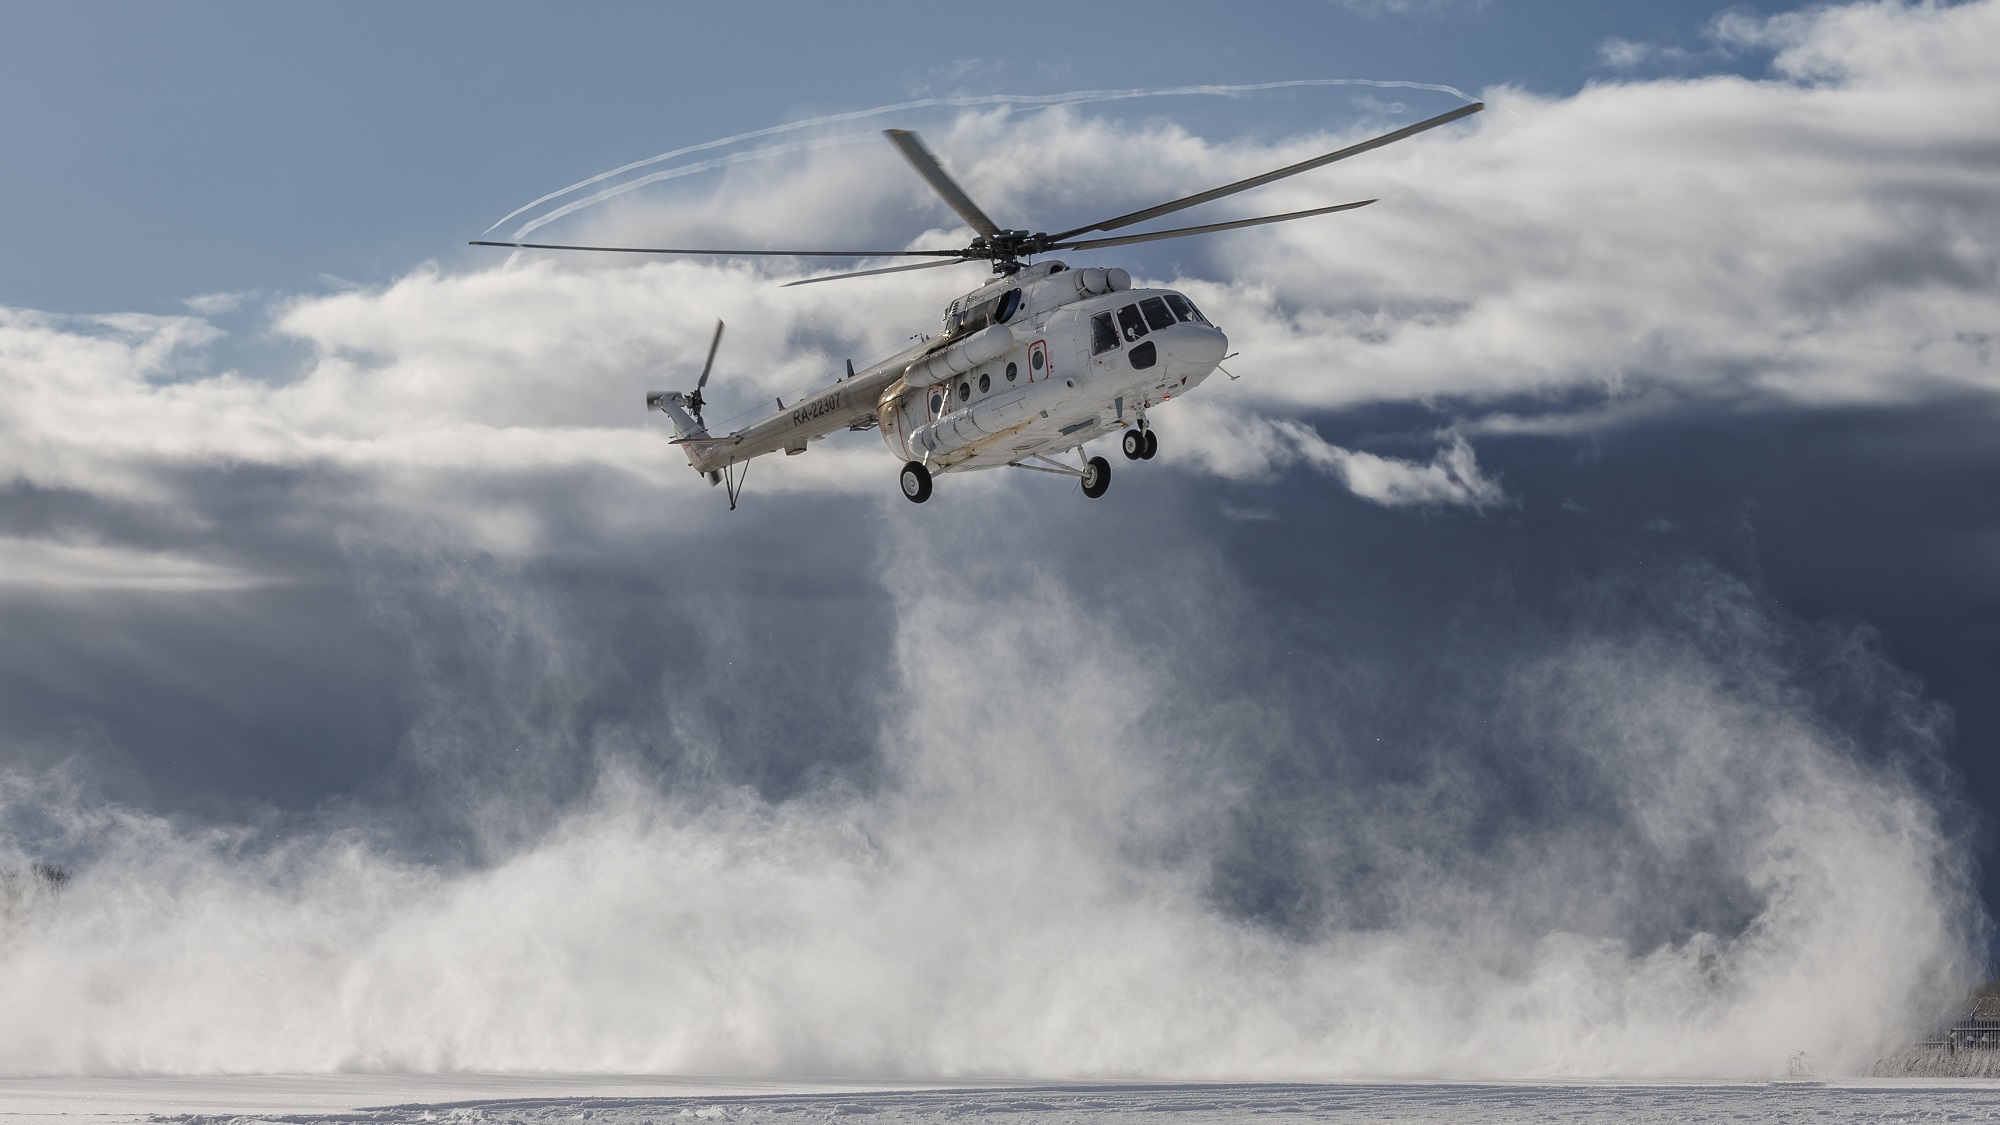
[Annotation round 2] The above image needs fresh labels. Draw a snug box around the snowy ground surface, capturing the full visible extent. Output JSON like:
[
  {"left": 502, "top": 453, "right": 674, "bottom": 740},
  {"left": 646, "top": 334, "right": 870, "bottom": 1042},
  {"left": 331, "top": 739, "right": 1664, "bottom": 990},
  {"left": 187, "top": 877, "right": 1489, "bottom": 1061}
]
[{"left": 6, "top": 1077, "right": 2000, "bottom": 1125}]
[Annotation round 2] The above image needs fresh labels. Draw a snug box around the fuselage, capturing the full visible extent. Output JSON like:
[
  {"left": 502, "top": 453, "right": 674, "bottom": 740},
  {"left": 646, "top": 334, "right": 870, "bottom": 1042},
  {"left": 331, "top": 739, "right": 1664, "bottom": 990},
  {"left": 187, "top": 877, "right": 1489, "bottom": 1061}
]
[{"left": 667, "top": 260, "right": 1228, "bottom": 479}]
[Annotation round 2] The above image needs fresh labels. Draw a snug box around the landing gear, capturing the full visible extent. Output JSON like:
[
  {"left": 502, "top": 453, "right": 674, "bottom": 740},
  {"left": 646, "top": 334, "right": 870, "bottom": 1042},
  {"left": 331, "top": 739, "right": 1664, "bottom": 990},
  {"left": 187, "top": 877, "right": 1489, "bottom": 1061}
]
[
  {"left": 899, "top": 460, "right": 933, "bottom": 504},
  {"left": 1124, "top": 422, "right": 1159, "bottom": 461},
  {"left": 1080, "top": 455, "right": 1111, "bottom": 499}
]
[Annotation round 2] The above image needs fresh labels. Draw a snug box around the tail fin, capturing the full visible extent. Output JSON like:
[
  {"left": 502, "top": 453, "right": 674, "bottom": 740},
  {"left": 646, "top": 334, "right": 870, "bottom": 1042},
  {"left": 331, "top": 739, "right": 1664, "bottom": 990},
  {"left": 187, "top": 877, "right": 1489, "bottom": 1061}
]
[{"left": 647, "top": 391, "right": 706, "bottom": 440}]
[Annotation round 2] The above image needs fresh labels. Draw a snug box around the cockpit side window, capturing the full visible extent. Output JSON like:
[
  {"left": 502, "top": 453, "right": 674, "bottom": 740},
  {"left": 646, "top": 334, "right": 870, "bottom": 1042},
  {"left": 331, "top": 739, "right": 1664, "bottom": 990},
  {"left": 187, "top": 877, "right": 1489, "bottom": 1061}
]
[
  {"left": 1139, "top": 297, "right": 1176, "bottom": 331},
  {"left": 1116, "top": 304, "right": 1148, "bottom": 342},
  {"left": 1163, "top": 293, "right": 1195, "bottom": 322},
  {"left": 1090, "top": 312, "right": 1119, "bottom": 355}
]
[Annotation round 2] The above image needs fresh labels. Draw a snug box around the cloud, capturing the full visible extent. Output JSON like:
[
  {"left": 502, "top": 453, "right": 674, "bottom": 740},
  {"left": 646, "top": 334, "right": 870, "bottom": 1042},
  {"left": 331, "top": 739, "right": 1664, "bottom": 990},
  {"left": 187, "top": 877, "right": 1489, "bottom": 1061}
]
[
  {"left": 0, "top": 1, "right": 1993, "bottom": 1067},
  {"left": 1325, "top": 0, "right": 1485, "bottom": 16},
  {"left": 0, "top": 536, "right": 261, "bottom": 592},
  {"left": 0, "top": 0, "right": 1984, "bottom": 616},
  {"left": 1281, "top": 424, "right": 1505, "bottom": 508},
  {"left": 0, "top": 554, "right": 1975, "bottom": 1077},
  {"left": 181, "top": 290, "right": 257, "bottom": 316},
  {"left": 1597, "top": 38, "right": 1652, "bottom": 68},
  {"left": 3, "top": 0, "right": 1993, "bottom": 545}
]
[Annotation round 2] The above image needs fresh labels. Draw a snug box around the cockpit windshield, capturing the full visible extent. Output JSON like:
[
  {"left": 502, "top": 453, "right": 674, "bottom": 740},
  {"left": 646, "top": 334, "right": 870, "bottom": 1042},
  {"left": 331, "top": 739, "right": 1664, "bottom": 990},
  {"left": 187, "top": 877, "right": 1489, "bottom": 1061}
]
[
  {"left": 1163, "top": 292, "right": 1210, "bottom": 325},
  {"left": 1139, "top": 297, "right": 1176, "bottom": 332},
  {"left": 1116, "top": 304, "right": 1148, "bottom": 342}
]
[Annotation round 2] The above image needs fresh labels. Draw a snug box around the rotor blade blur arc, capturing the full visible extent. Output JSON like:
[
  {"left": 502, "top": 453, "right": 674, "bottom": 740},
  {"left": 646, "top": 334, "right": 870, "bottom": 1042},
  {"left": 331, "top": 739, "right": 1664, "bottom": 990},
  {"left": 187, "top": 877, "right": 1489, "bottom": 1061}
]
[
  {"left": 468, "top": 241, "right": 962, "bottom": 258},
  {"left": 1053, "top": 199, "right": 1377, "bottom": 251},
  {"left": 697, "top": 320, "right": 724, "bottom": 390},
  {"left": 883, "top": 130, "right": 1003, "bottom": 239},
  {"left": 1048, "top": 101, "right": 1482, "bottom": 241},
  {"left": 780, "top": 258, "right": 970, "bottom": 287}
]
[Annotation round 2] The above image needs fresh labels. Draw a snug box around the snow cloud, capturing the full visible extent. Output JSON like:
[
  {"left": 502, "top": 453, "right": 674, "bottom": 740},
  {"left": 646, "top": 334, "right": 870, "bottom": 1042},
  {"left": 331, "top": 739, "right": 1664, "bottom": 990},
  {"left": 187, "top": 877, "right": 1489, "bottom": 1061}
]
[{"left": 0, "top": 555, "right": 1974, "bottom": 1077}]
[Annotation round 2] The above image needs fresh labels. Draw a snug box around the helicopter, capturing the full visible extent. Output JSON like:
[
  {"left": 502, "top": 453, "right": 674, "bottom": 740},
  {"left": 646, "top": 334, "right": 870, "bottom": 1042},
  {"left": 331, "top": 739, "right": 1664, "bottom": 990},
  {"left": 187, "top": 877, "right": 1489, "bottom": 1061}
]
[{"left": 472, "top": 102, "right": 1482, "bottom": 507}]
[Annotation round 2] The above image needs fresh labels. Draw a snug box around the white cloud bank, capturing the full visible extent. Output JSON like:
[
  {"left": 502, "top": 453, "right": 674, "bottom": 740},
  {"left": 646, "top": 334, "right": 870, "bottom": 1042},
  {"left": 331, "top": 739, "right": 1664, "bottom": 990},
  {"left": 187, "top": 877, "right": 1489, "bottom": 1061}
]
[{"left": 2, "top": 0, "right": 1995, "bottom": 539}]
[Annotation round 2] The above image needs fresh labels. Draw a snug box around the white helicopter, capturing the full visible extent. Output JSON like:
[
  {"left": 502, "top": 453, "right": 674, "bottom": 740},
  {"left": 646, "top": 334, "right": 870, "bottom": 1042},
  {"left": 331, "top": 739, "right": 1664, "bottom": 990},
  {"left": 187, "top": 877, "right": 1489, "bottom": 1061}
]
[{"left": 473, "top": 102, "right": 1482, "bottom": 506}]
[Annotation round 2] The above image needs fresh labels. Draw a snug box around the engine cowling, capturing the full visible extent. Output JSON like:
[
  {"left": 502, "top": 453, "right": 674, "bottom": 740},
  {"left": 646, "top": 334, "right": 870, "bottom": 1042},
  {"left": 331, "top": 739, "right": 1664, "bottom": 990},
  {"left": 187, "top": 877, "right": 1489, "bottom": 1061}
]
[{"left": 901, "top": 324, "right": 1013, "bottom": 388}]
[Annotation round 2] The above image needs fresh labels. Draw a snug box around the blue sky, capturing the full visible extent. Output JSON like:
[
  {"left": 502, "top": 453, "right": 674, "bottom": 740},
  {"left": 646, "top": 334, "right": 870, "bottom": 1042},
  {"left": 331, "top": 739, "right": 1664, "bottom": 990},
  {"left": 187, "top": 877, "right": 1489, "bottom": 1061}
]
[{"left": 2, "top": 0, "right": 1786, "bottom": 313}]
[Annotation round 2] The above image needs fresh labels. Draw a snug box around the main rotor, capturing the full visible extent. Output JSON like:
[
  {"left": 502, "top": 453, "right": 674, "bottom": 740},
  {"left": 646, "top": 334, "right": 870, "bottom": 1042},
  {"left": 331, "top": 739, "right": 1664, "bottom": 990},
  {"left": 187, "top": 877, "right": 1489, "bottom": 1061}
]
[{"left": 472, "top": 102, "right": 1484, "bottom": 285}]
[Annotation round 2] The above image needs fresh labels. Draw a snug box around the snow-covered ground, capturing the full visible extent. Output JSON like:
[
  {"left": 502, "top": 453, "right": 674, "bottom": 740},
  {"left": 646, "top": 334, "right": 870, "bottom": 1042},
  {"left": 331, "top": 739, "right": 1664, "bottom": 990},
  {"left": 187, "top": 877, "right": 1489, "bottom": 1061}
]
[{"left": 6, "top": 1077, "right": 2000, "bottom": 1125}]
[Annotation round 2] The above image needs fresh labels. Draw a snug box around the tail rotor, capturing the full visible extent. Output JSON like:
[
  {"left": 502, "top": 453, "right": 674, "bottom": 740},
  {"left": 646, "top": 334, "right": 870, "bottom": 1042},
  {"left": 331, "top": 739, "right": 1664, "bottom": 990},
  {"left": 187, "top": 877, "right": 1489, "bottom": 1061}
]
[
  {"left": 685, "top": 318, "right": 724, "bottom": 428},
  {"left": 647, "top": 318, "right": 726, "bottom": 437}
]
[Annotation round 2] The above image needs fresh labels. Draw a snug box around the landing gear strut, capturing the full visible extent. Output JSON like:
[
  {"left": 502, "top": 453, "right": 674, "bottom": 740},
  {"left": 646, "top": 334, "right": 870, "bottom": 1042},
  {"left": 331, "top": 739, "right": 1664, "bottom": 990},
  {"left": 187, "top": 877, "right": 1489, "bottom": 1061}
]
[{"left": 899, "top": 460, "right": 933, "bottom": 503}]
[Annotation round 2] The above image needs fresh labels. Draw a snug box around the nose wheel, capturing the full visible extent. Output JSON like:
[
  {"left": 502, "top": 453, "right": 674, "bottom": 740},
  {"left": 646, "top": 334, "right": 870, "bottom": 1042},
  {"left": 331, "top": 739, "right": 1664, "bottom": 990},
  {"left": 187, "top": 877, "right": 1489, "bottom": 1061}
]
[
  {"left": 899, "top": 460, "right": 933, "bottom": 503},
  {"left": 1121, "top": 427, "right": 1159, "bottom": 460}
]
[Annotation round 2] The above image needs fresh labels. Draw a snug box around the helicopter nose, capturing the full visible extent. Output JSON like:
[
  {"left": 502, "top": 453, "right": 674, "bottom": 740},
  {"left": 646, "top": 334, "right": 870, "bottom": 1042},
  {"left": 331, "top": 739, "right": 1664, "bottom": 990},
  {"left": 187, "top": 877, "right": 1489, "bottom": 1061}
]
[{"left": 1162, "top": 323, "right": 1227, "bottom": 374}]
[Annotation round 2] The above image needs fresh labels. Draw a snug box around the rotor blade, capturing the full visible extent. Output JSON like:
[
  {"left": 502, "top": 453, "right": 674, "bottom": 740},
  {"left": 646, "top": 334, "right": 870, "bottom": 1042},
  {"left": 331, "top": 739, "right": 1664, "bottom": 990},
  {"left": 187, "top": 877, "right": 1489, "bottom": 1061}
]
[
  {"left": 1053, "top": 199, "right": 1377, "bottom": 252},
  {"left": 883, "top": 130, "right": 1002, "bottom": 239},
  {"left": 696, "top": 320, "right": 724, "bottom": 390},
  {"left": 469, "top": 240, "right": 961, "bottom": 258},
  {"left": 1048, "top": 102, "right": 1482, "bottom": 242},
  {"left": 781, "top": 258, "right": 970, "bottom": 287}
]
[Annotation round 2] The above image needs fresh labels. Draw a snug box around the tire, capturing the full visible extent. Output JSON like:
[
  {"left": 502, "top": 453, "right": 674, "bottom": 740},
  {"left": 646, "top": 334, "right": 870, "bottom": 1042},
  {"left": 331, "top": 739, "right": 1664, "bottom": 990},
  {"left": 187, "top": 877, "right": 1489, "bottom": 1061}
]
[
  {"left": 1080, "top": 455, "right": 1111, "bottom": 499},
  {"left": 899, "top": 460, "right": 933, "bottom": 503},
  {"left": 1122, "top": 429, "right": 1145, "bottom": 460},
  {"left": 1141, "top": 429, "right": 1158, "bottom": 460}
]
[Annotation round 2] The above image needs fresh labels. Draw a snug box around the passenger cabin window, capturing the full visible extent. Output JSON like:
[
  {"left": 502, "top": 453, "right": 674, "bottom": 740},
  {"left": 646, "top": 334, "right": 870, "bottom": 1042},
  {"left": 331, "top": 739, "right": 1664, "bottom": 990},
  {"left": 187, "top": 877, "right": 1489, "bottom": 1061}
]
[
  {"left": 1139, "top": 297, "right": 1176, "bottom": 332},
  {"left": 1116, "top": 304, "right": 1148, "bottom": 342},
  {"left": 1005, "top": 362, "right": 1018, "bottom": 382},
  {"left": 1090, "top": 312, "right": 1119, "bottom": 355},
  {"left": 958, "top": 381, "right": 970, "bottom": 401},
  {"left": 978, "top": 373, "right": 990, "bottom": 393},
  {"left": 1031, "top": 349, "right": 1044, "bottom": 371},
  {"left": 1163, "top": 293, "right": 1195, "bottom": 322}
]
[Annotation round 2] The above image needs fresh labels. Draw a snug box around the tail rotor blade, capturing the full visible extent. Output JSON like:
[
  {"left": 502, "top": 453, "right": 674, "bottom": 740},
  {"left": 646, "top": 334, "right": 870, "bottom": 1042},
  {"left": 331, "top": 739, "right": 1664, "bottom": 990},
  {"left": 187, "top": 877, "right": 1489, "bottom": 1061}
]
[{"left": 697, "top": 320, "right": 724, "bottom": 391}]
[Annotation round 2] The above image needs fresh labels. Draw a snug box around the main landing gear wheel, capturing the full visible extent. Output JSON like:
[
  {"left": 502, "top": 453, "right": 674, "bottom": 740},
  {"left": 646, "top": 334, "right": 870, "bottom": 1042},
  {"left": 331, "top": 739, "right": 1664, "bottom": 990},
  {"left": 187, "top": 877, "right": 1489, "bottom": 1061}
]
[
  {"left": 1081, "top": 455, "right": 1112, "bottom": 499},
  {"left": 1141, "top": 429, "right": 1158, "bottom": 460},
  {"left": 1122, "top": 429, "right": 1146, "bottom": 460},
  {"left": 899, "top": 460, "right": 933, "bottom": 504}
]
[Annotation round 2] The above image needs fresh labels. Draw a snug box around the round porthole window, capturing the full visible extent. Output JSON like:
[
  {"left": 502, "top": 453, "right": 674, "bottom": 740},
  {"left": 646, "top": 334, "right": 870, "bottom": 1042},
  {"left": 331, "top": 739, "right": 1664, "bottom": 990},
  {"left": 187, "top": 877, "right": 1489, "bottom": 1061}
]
[
  {"left": 958, "top": 382, "right": 970, "bottom": 401},
  {"left": 1006, "top": 362, "right": 1017, "bottom": 382},
  {"left": 1031, "top": 350, "right": 1045, "bottom": 371},
  {"left": 978, "top": 373, "right": 990, "bottom": 393},
  {"left": 929, "top": 391, "right": 943, "bottom": 415}
]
